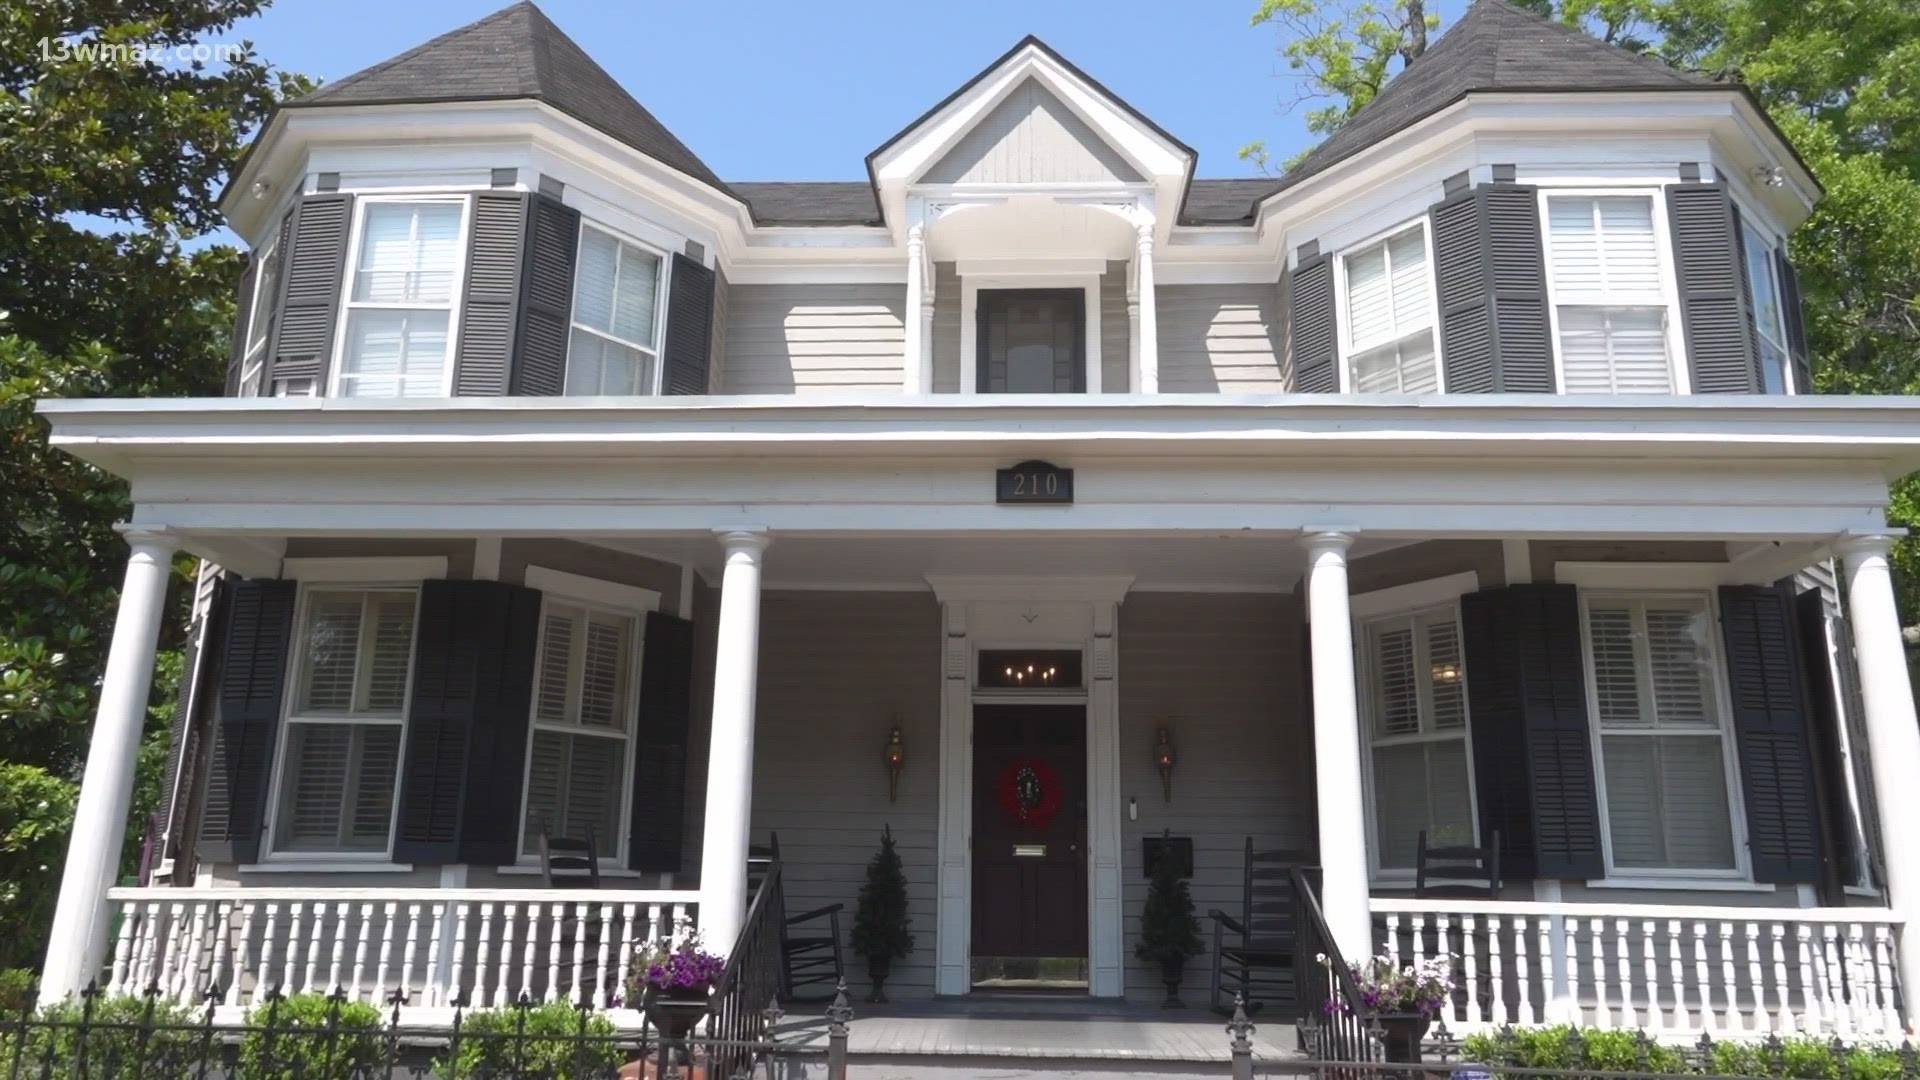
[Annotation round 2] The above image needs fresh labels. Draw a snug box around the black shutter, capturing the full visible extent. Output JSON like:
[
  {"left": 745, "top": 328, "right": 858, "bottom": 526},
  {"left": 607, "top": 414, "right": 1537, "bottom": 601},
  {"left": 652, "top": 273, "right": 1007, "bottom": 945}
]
[
  {"left": 660, "top": 254, "right": 715, "bottom": 395},
  {"left": 1460, "top": 584, "right": 1605, "bottom": 879},
  {"left": 1794, "top": 589, "right": 1864, "bottom": 896},
  {"left": 1777, "top": 250, "right": 1813, "bottom": 394},
  {"left": 394, "top": 579, "right": 542, "bottom": 865},
  {"left": 265, "top": 193, "right": 354, "bottom": 391},
  {"left": 1718, "top": 585, "right": 1824, "bottom": 884},
  {"left": 1430, "top": 184, "right": 1554, "bottom": 393},
  {"left": 455, "top": 192, "right": 529, "bottom": 396},
  {"left": 158, "top": 573, "right": 228, "bottom": 863},
  {"left": 629, "top": 611, "right": 695, "bottom": 871},
  {"left": 197, "top": 579, "right": 296, "bottom": 863},
  {"left": 225, "top": 258, "right": 258, "bottom": 396},
  {"left": 510, "top": 193, "right": 579, "bottom": 396},
  {"left": 1668, "top": 183, "right": 1761, "bottom": 393},
  {"left": 1289, "top": 253, "right": 1336, "bottom": 392}
]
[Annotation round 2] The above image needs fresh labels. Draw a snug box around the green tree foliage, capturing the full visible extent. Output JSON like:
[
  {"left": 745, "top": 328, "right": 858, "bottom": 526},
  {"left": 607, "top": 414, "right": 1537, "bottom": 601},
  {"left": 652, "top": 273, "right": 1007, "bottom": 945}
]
[{"left": 0, "top": 1, "right": 308, "bottom": 971}]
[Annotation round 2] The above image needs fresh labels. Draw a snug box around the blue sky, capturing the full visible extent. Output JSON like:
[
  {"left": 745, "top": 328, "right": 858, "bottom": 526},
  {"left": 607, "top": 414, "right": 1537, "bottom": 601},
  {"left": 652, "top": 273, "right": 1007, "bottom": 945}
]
[{"left": 226, "top": 0, "right": 1471, "bottom": 183}]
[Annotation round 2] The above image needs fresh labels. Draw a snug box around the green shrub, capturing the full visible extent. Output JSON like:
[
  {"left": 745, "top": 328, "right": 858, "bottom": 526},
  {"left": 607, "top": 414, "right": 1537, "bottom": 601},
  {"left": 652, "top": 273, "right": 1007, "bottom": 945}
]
[
  {"left": 1, "top": 995, "right": 202, "bottom": 1079},
  {"left": 238, "top": 992, "right": 384, "bottom": 1080},
  {"left": 1713, "top": 1036, "right": 1908, "bottom": 1080},
  {"left": 433, "top": 1001, "right": 622, "bottom": 1080},
  {"left": 0, "top": 968, "right": 34, "bottom": 1013},
  {"left": 1463, "top": 1026, "right": 1907, "bottom": 1079}
]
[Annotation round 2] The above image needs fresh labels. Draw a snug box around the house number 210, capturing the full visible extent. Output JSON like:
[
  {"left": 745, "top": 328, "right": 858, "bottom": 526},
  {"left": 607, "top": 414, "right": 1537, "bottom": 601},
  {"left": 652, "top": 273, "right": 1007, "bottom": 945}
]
[{"left": 995, "top": 460, "right": 1074, "bottom": 504}]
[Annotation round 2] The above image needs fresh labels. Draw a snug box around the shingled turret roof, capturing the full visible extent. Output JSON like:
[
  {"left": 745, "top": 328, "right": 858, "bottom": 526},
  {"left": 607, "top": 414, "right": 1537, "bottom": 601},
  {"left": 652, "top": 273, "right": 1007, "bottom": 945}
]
[{"left": 285, "top": 1, "right": 730, "bottom": 196}]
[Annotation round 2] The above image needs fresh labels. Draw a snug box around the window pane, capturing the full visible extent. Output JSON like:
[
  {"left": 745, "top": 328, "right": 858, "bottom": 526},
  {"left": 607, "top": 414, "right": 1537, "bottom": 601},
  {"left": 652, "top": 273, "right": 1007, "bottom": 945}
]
[
  {"left": 536, "top": 608, "right": 576, "bottom": 724},
  {"left": 246, "top": 241, "right": 282, "bottom": 357},
  {"left": 573, "top": 229, "right": 619, "bottom": 335},
  {"left": 1743, "top": 226, "right": 1784, "bottom": 349},
  {"left": 340, "top": 309, "right": 450, "bottom": 397},
  {"left": 1372, "top": 740, "right": 1474, "bottom": 869},
  {"left": 354, "top": 202, "right": 461, "bottom": 304},
  {"left": 578, "top": 614, "right": 632, "bottom": 729},
  {"left": 300, "top": 594, "right": 365, "bottom": 713},
  {"left": 1602, "top": 734, "right": 1736, "bottom": 869},
  {"left": 1587, "top": 601, "right": 1648, "bottom": 728},
  {"left": 564, "top": 329, "right": 653, "bottom": 395},
  {"left": 1345, "top": 243, "right": 1392, "bottom": 347},
  {"left": 522, "top": 730, "right": 624, "bottom": 854},
  {"left": 1424, "top": 613, "right": 1466, "bottom": 730},
  {"left": 612, "top": 244, "right": 661, "bottom": 345},
  {"left": 1370, "top": 622, "right": 1420, "bottom": 736},
  {"left": 1559, "top": 306, "right": 1672, "bottom": 394},
  {"left": 523, "top": 729, "right": 567, "bottom": 851},
  {"left": 1644, "top": 603, "right": 1714, "bottom": 729},
  {"left": 363, "top": 593, "right": 416, "bottom": 714},
  {"left": 1549, "top": 196, "right": 1659, "bottom": 298},
  {"left": 1345, "top": 227, "right": 1431, "bottom": 356},
  {"left": 1351, "top": 331, "right": 1437, "bottom": 393},
  {"left": 274, "top": 723, "right": 401, "bottom": 853}
]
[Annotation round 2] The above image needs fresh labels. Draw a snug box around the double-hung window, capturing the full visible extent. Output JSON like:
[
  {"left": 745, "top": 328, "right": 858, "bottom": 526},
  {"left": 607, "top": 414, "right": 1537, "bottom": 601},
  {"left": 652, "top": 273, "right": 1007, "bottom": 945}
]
[
  {"left": 1360, "top": 604, "right": 1473, "bottom": 871},
  {"left": 270, "top": 587, "right": 418, "bottom": 855},
  {"left": 1340, "top": 224, "right": 1440, "bottom": 392},
  {"left": 520, "top": 595, "right": 640, "bottom": 859},
  {"left": 1580, "top": 592, "right": 1743, "bottom": 875},
  {"left": 1739, "top": 221, "right": 1793, "bottom": 394},
  {"left": 336, "top": 198, "right": 466, "bottom": 398},
  {"left": 1545, "top": 194, "right": 1676, "bottom": 393},
  {"left": 566, "top": 225, "right": 666, "bottom": 395},
  {"left": 238, "top": 234, "right": 282, "bottom": 397}
]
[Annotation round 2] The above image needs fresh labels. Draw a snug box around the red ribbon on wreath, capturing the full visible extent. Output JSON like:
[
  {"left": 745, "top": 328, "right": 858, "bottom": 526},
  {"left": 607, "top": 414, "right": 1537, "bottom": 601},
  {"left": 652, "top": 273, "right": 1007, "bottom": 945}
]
[{"left": 995, "top": 757, "right": 1063, "bottom": 831}]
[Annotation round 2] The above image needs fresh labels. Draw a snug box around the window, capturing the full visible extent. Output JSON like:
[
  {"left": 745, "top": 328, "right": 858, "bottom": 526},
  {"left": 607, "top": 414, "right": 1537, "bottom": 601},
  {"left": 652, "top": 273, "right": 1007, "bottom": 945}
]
[
  {"left": 1581, "top": 592, "right": 1741, "bottom": 874},
  {"left": 1361, "top": 605, "right": 1473, "bottom": 871},
  {"left": 1341, "top": 224, "right": 1439, "bottom": 393},
  {"left": 238, "top": 234, "right": 282, "bottom": 397},
  {"left": 1545, "top": 195, "right": 1676, "bottom": 394},
  {"left": 270, "top": 588, "right": 417, "bottom": 855},
  {"left": 566, "top": 226, "right": 665, "bottom": 395},
  {"left": 336, "top": 199, "right": 465, "bottom": 398},
  {"left": 520, "top": 599, "right": 639, "bottom": 858},
  {"left": 1740, "top": 222, "right": 1792, "bottom": 394}
]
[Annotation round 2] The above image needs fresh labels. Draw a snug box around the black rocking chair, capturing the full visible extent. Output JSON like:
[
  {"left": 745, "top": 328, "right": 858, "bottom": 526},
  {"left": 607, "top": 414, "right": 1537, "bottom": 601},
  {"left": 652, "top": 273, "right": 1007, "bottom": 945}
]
[
  {"left": 1414, "top": 830, "right": 1501, "bottom": 899},
  {"left": 539, "top": 827, "right": 602, "bottom": 888},
  {"left": 750, "top": 833, "right": 846, "bottom": 1002},
  {"left": 1208, "top": 838, "right": 1318, "bottom": 1016}
]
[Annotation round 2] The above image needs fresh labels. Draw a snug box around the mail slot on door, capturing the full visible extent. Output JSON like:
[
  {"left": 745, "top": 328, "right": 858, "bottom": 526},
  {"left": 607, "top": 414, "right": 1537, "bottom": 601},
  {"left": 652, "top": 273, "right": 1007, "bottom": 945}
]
[{"left": 1012, "top": 844, "right": 1047, "bottom": 857}]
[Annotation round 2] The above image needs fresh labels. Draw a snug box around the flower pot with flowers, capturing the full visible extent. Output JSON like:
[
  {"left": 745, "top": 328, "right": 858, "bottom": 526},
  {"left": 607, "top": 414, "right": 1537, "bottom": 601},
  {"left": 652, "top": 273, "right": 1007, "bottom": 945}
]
[
  {"left": 1324, "top": 953, "right": 1454, "bottom": 1063},
  {"left": 629, "top": 937, "right": 727, "bottom": 1047}
]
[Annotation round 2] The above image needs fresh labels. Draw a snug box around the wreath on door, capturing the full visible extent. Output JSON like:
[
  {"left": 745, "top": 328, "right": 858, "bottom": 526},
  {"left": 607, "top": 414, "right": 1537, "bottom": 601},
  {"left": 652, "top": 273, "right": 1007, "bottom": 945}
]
[{"left": 995, "top": 757, "right": 1063, "bottom": 831}]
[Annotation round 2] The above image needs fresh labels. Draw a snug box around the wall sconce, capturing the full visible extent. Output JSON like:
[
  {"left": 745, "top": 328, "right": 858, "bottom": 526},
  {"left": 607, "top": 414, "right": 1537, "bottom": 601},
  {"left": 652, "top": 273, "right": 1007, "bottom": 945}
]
[
  {"left": 1153, "top": 727, "right": 1176, "bottom": 803},
  {"left": 885, "top": 725, "right": 905, "bottom": 802}
]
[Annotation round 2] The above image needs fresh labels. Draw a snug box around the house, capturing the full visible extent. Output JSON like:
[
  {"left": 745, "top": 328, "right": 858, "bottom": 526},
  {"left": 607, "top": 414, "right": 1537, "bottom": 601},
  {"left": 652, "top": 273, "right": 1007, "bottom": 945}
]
[{"left": 32, "top": 0, "right": 1920, "bottom": 1053}]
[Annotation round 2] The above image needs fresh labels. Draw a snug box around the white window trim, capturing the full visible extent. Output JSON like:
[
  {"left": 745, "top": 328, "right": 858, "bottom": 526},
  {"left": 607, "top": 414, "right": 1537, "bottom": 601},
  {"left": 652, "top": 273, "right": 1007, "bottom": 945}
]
[
  {"left": 958, "top": 262, "right": 1105, "bottom": 395},
  {"left": 1731, "top": 201, "right": 1797, "bottom": 395},
  {"left": 1537, "top": 186, "right": 1691, "bottom": 394},
  {"left": 327, "top": 193, "right": 473, "bottom": 399},
  {"left": 238, "top": 232, "right": 281, "bottom": 397},
  {"left": 513, "top": 567, "right": 660, "bottom": 867},
  {"left": 564, "top": 220, "right": 673, "bottom": 396},
  {"left": 282, "top": 556, "right": 450, "bottom": 582},
  {"left": 1352, "top": 571, "right": 1479, "bottom": 883},
  {"left": 1331, "top": 217, "right": 1445, "bottom": 394},
  {"left": 1571, "top": 568, "right": 1754, "bottom": 888},
  {"left": 261, "top": 578, "right": 425, "bottom": 863}
]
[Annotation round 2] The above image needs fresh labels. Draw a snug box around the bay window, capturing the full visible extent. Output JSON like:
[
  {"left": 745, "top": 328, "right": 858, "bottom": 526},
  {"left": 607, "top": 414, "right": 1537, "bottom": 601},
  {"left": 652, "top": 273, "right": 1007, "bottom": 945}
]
[
  {"left": 1545, "top": 194, "right": 1676, "bottom": 394},
  {"left": 1340, "top": 223, "right": 1440, "bottom": 393},
  {"left": 566, "top": 225, "right": 665, "bottom": 395},
  {"left": 1740, "top": 221, "right": 1793, "bottom": 394},
  {"left": 1361, "top": 604, "right": 1474, "bottom": 871},
  {"left": 1580, "top": 592, "right": 1742, "bottom": 874},
  {"left": 270, "top": 587, "right": 418, "bottom": 855},
  {"left": 520, "top": 596, "right": 639, "bottom": 859},
  {"left": 335, "top": 199, "right": 466, "bottom": 398}
]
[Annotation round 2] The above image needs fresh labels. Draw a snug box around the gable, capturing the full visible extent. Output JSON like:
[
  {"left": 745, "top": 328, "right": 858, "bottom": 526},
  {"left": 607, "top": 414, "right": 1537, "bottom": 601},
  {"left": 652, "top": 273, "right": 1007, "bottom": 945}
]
[{"left": 920, "top": 78, "right": 1145, "bottom": 186}]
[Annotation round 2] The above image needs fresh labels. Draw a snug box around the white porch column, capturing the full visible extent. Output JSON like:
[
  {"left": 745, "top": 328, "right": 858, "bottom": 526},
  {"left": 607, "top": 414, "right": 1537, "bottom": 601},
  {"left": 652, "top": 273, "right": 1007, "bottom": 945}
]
[
  {"left": 1839, "top": 535, "right": 1920, "bottom": 1027},
  {"left": 1302, "top": 530, "right": 1371, "bottom": 960},
  {"left": 903, "top": 204, "right": 928, "bottom": 393},
  {"left": 697, "top": 529, "right": 771, "bottom": 955},
  {"left": 1133, "top": 221, "right": 1160, "bottom": 394},
  {"left": 41, "top": 528, "right": 180, "bottom": 1000}
]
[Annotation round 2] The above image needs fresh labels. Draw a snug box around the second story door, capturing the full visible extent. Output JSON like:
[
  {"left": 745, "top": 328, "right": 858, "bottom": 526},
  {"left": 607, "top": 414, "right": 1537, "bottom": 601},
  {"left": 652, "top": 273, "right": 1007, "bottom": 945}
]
[{"left": 977, "top": 289, "right": 1085, "bottom": 393}]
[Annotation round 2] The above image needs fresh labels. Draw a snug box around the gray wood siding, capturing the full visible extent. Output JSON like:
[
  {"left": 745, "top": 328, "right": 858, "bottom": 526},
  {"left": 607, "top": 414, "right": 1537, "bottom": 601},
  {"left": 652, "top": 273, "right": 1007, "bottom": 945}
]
[
  {"left": 932, "top": 262, "right": 962, "bottom": 393},
  {"left": 720, "top": 284, "right": 906, "bottom": 394},
  {"left": 1118, "top": 592, "right": 1311, "bottom": 1004},
  {"left": 1101, "top": 261, "right": 1129, "bottom": 392},
  {"left": 1532, "top": 540, "right": 1729, "bottom": 581},
  {"left": 1350, "top": 540, "right": 1508, "bottom": 595},
  {"left": 921, "top": 78, "right": 1144, "bottom": 186},
  {"left": 748, "top": 590, "right": 944, "bottom": 1001},
  {"left": 1157, "top": 284, "right": 1285, "bottom": 392}
]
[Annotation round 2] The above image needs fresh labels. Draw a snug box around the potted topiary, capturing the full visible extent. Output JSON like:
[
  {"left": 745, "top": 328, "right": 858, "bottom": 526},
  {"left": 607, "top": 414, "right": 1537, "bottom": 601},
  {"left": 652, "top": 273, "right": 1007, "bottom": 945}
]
[
  {"left": 1134, "top": 834, "right": 1202, "bottom": 1007},
  {"left": 850, "top": 825, "right": 913, "bottom": 1003}
]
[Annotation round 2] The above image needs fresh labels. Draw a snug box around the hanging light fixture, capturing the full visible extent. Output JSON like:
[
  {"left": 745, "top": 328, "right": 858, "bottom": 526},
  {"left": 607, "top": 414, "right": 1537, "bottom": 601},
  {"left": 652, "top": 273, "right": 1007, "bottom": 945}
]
[
  {"left": 1154, "top": 727, "right": 1177, "bottom": 802},
  {"left": 885, "top": 724, "right": 905, "bottom": 802}
]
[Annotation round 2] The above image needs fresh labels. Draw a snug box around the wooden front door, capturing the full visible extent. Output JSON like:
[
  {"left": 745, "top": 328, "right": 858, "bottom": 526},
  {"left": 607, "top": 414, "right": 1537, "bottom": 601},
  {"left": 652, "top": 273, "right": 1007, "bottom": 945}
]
[{"left": 970, "top": 703, "right": 1088, "bottom": 965}]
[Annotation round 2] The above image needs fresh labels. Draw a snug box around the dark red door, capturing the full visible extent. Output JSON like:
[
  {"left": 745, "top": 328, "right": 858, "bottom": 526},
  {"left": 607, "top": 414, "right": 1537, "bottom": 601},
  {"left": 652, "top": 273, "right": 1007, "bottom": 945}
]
[{"left": 971, "top": 704, "right": 1088, "bottom": 961}]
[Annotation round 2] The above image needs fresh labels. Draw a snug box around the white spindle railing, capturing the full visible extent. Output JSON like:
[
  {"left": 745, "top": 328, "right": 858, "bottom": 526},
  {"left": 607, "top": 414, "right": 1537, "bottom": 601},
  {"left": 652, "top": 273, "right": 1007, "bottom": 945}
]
[
  {"left": 1372, "top": 899, "right": 1905, "bottom": 1038},
  {"left": 105, "top": 887, "right": 698, "bottom": 1015}
]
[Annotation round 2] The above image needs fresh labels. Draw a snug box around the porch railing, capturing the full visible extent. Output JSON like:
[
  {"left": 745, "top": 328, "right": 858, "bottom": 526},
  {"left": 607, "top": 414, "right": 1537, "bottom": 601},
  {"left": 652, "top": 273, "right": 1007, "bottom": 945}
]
[
  {"left": 1294, "top": 867, "right": 1392, "bottom": 1063},
  {"left": 103, "top": 886, "right": 698, "bottom": 1014},
  {"left": 1371, "top": 898, "right": 1906, "bottom": 1038}
]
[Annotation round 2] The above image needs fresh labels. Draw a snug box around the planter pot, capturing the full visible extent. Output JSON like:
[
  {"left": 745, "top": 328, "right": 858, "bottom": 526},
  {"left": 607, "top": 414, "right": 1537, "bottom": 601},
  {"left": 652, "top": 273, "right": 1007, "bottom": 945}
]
[
  {"left": 641, "top": 986, "right": 712, "bottom": 1070},
  {"left": 866, "top": 955, "right": 892, "bottom": 1003},
  {"left": 1374, "top": 1013, "right": 1431, "bottom": 1063},
  {"left": 1157, "top": 956, "right": 1188, "bottom": 1008}
]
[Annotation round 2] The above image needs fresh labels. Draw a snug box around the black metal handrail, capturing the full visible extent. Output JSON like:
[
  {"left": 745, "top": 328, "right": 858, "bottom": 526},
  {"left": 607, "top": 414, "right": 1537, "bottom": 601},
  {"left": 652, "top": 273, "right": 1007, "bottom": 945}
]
[
  {"left": 702, "top": 851, "right": 788, "bottom": 1075},
  {"left": 1290, "top": 867, "right": 1389, "bottom": 1064}
]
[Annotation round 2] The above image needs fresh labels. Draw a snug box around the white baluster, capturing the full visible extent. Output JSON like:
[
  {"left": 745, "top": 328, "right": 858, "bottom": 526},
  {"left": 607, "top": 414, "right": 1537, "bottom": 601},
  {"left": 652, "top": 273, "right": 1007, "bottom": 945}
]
[
  {"left": 1615, "top": 918, "right": 1635, "bottom": 1030},
  {"left": 1385, "top": 914, "right": 1401, "bottom": 969},
  {"left": 179, "top": 902, "right": 211, "bottom": 1003},
  {"left": 302, "top": 902, "right": 326, "bottom": 994},
  {"left": 1872, "top": 925, "right": 1899, "bottom": 1035},
  {"left": 229, "top": 902, "right": 256, "bottom": 1008},
  {"left": 593, "top": 905, "right": 614, "bottom": 1009},
  {"left": 673, "top": 904, "right": 692, "bottom": 947},
  {"left": 496, "top": 903, "right": 518, "bottom": 1008},
  {"left": 473, "top": 903, "right": 494, "bottom": 1011},
  {"left": 1795, "top": 924, "right": 1823, "bottom": 1033},
  {"left": 1822, "top": 925, "right": 1852, "bottom": 1037},
  {"left": 1667, "top": 920, "right": 1688, "bottom": 1031},
  {"left": 521, "top": 903, "right": 542, "bottom": 1003},
  {"left": 400, "top": 903, "right": 422, "bottom": 1007},
  {"left": 1692, "top": 921, "right": 1714, "bottom": 1032},
  {"left": 1771, "top": 923, "right": 1794, "bottom": 1033},
  {"left": 1744, "top": 923, "right": 1768, "bottom": 1033},
  {"left": 375, "top": 902, "right": 397, "bottom": 1005},
  {"left": 1513, "top": 916, "right": 1534, "bottom": 1026},
  {"left": 254, "top": 903, "right": 280, "bottom": 1005},
  {"left": 449, "top": 901, "right": 471, "bottom": 1008},
  {"left": 157, "top": 902, "right": 186, "bottom": 999},
  {"left": 1411, "top": 913, "right": 1428, "bottom": 972},
  {"left": 327, "top": 902, "right": 349, "bottom": 994},
  {"left": 1486, "top": 916, "right": 1505, "bottom": 1027},
  {"left": 1563, "top": 916, "right": 1582, "bottom": 1027},
  {"left": 281, "top": 902, "right": 304, "bottom": 993},
  {"left": 207, "top": 903, "right": 234, "bottom": 1006},
  {"left": 1537, "top": 914, "right": 1557, "bottom": 1024},
  {"left": 546, "top": 902, "right": 565, "bottom": 1003},
  {"left": 422, "top": 903, "right": 447, "bottom": 1008},
  {"left": 616, "top": 903, "right": 638, "bottom": 1008},
  {"left": 1842, "top": 924, "right": 1870, "bottom": 1034},
  {"left": 569, "top": 902, "right": 589, "bottom": 1006},
  {"left": 1587, "top": 917, "right": 1609, "bottom": 1029},
  {"left": 109, "top": 899, "right": 136, "bottom": 995},
  {"left": 1720, "top": 921, "right": 1742, "bottom": 1032},
  {"left": 645, "top": 904, "right": 665, "bottom": 950},
  {"left": 349, "top": 903, "right": 372, "bottom": 1003},
  {"left": 1641, "top": 920, "right": 1663, "bottom": 1035}
]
